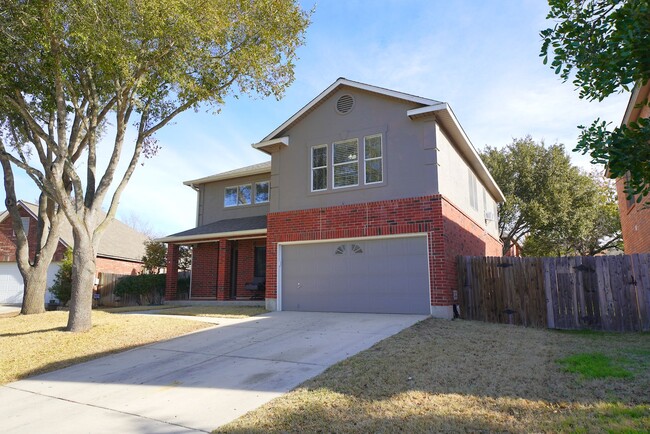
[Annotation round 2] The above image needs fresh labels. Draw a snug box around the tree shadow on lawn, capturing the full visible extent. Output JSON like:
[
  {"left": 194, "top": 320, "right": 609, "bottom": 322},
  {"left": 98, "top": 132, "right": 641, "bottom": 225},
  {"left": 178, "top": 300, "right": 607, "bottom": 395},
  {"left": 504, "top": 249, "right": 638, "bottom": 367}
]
[
  {"left": 218, "top": 318, "right": 650, "bottom": 433},
  {"left": 1, "top": 326, "right": 66, "bottom": 337},
  {"left": 12, "top": 342, "right": 151, "bottom": 383}
]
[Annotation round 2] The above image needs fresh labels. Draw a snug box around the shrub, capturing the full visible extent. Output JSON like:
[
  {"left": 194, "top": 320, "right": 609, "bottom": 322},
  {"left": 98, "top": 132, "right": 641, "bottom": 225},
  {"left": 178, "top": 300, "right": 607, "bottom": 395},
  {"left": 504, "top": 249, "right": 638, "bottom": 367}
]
[
  {"left": 114, "top": 274, "right": 166, "bottom": 305},
  {"left": 48, "top": 248, "right": 73, "bottom": 306}
]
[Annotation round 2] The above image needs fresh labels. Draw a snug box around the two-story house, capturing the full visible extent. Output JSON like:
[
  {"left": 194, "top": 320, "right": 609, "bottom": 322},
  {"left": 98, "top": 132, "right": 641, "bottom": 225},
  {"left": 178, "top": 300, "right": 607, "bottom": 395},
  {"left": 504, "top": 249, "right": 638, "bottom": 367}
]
[
  {"left": 160, "top": 79, "right": 505, "bottom": 318},
  {"left": 617, "top": 81, "right": 650, "bottom": 254}
]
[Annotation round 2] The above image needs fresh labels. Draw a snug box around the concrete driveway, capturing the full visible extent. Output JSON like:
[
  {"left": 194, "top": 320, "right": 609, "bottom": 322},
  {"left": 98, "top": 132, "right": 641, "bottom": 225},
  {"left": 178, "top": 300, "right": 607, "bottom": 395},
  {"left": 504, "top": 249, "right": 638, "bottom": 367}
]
[{"left": 0, "top": 311, "right": 426, "bottom": 433}]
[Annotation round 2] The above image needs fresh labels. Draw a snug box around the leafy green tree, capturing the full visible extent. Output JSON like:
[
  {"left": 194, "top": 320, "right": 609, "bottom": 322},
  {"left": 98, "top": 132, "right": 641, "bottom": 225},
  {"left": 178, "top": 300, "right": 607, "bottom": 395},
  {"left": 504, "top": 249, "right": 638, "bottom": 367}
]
[
  {"left": 540, "top": 0, "right": 650, "bottom": 201},
  {"left": 49, "top": 248, "right": 73, "bottom": 306},
  {"left": 142, "top": 240, "right": 167, "bottom": 274},
  {"left": 0, "top": 0, "right": 309, "bottom": 332},
  {"left": 522, "top": 171, "right": 622, "bottom": 256},
  {"left": 178, "top": 245, "right": 192, "bottom": 272},
  {"left": 481, "top": 137, "right": 578, "bottom": 255},
  {"left": 482, "top": 137, "right": 622, "bottom": 256}
]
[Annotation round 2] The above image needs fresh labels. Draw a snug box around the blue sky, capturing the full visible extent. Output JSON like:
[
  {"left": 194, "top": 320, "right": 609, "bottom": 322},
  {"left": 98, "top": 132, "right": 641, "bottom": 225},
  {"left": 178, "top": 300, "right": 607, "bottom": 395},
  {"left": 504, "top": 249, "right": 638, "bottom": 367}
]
[{"left": 6, "top": 0, "right": 630, "bottom": 236}]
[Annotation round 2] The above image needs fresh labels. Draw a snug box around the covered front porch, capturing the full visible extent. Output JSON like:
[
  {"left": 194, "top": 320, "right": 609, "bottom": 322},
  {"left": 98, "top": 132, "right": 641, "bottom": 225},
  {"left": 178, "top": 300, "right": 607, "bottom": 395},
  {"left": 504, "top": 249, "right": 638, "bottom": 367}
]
[{"left": 159, "top": 216, "right": 267, "bottom": 302}]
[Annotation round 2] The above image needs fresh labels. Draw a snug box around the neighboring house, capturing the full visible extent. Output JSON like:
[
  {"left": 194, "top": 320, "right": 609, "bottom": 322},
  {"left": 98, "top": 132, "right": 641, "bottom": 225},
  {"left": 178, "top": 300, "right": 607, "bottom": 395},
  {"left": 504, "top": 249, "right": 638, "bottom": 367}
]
[
  {"left": 617, "top": 81, "right": 650, "bottom": 254},
  {"left": 505, "top": 241, "right": 523, "bottom": 257},
  {"left": 0, "top": 200, "right": 148, "bottom": 304},
  {"left": 160, "top": 78, "right": 505, "bottom": 318}
]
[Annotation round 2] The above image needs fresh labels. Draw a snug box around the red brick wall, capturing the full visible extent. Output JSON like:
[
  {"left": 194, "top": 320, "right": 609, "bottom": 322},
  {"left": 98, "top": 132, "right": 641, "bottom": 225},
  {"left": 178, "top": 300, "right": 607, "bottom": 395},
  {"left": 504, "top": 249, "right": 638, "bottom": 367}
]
[
  {"left": 164, "top": 238, "right": 266, "bottom": 301},
  {"left": 616, "top": 178, "right": 650, "bottom": 254},
  {"left": 165, "top": 244, "right": 179, "bottom": 299},
  {"left": 191, "top": 242, "right": 219, "bottom": 298},
  {"left": 95, "top": 256, "right": 142, "bottom": 276},
  {"left": 234, "top": 238, "right": 266, "bottom": 298},
  {"left": 0, "top": 208, "right": 66, "bottom": 262},
  {"left": 617, "top": 87, "right": 650, "bottom": 254},
  {"left": 439, "top": 198, "right": 502, "bottom": 305},
  {"left": 266, "top": 195, "right": 502, "bottom": 307}
]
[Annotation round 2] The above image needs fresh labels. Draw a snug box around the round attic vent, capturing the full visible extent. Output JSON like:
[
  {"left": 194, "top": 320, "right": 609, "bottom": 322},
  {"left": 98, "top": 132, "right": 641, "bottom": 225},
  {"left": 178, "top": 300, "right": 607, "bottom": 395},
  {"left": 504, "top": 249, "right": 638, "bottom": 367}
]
[{"left": 336, "top": 94, "right": 354, "bottom": 114}]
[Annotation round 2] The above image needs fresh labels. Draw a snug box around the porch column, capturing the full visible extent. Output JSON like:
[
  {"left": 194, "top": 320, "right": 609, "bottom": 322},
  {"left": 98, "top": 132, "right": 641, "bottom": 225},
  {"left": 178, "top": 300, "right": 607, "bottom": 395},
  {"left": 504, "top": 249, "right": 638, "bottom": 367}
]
[
  {"left": 216, "top": 239, "right": 230, "bottom": 300},
  {"left": 165, "top": 244, "right": 179, "bottom": 300}
]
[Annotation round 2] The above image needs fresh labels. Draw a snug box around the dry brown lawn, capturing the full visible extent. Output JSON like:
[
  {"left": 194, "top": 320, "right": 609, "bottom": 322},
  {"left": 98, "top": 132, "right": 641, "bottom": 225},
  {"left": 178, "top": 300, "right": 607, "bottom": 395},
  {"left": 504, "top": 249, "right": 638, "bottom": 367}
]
[
  {"left": 218, "top": 318, "right": 650, "bottom": 433},
  {"left": 154, "top": 306, "right": 268, "bottom": 318},
  {"left": 0, "top": 310, "right": 210, "bottom": 385},
  {"left": 98, "top": 305, "right": 267, "bottom": 318},
  {"left": 97, "top": 305, "right": 181, "bottom": 313}
]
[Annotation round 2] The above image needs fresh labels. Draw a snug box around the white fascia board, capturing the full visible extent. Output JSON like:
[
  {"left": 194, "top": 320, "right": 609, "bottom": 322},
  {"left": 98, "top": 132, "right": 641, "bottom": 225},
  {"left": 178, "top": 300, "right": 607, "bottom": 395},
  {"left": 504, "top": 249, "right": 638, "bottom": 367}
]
[
  {"left": 156, "top": 228, "right": 267, "bottom": 244},
  {"left": 407, "top": 103, "right": 448, "bottom": 118},
  {"left": 622, "top": 81, "right": 650, "bottom": 126},
  {"left": 408, "top": 103, "right": 506, "bottom": 203},
  {"left": 277, "top": 232, "right": 428, "bottom": 246},
  {"left": 251, "top": 136, "right": 289, "bottom": 154},
  {"left": 183, "top": 166, "right": 271, "bottom": 188},
  {"left": 260, "top": 78, "right": 441, "bottom": 143},
  {"left": 622, "top": 84, "right": 642, "bottom": 125}
]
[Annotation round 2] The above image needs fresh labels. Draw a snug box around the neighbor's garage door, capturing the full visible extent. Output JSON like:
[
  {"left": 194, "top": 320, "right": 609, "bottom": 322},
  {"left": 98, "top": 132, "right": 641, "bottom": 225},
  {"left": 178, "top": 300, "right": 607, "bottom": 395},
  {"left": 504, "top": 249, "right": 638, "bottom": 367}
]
[
  {"left": 280, "top": 236, "right": 430, "bottom": 314},
  {"left": 0, "top": 262, "right": 59, "bottom": 304}
]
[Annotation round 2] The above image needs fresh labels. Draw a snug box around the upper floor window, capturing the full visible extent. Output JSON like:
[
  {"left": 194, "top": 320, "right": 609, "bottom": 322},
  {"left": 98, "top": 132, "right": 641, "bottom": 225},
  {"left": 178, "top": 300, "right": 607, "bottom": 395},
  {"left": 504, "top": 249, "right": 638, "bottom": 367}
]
[
  {"left": 224, "top": 184, "right": 251, "bottom": 207},
  {"left": 364, "top": 134, "right": 383, "bottom": 184},
  {"left": 225, "top": 181, "right": 270, "bottom": 207},
  {"left": 255, "top": 181, "right": 269, "bottom": 203},
  {"left": 333, "top": 139, "right": 358, "bottom": 188},
  {"left": 21, "top": 217, "right": 30, "bottom": 236},
  {"left": 14, "top": 216, "right": 30, "bottom": 237},
  {"left": 311, "top": 144, "right": 328, "bottom": 191},
  {"left": 468, "top": 169, "right": 478, "bottom": 211}
]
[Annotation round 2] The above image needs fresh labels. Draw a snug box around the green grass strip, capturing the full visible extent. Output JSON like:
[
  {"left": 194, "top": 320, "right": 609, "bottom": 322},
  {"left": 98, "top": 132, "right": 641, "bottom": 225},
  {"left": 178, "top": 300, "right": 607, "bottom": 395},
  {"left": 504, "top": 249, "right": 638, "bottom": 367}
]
[{"left": 558, "top": 353, "right": 633, "bottom": 379}]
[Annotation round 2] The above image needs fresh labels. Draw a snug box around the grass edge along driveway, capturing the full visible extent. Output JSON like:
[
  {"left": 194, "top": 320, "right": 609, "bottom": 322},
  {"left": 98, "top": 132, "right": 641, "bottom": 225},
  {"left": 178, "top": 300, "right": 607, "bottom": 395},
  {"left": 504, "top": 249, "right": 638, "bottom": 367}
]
[
  {"left": 217, "top": 318, "right": 650, "bottom": 433},
  {"left": 0, "top": 306, "right": 264, "bottom": 385}
]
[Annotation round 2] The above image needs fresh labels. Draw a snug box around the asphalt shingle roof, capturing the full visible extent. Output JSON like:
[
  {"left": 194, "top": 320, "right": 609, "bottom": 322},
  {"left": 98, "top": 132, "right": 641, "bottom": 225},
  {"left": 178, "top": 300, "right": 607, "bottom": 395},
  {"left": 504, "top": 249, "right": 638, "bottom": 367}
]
[
  {"left": 13, "top": 201, "right": 148, "bottom": 262},
  {"left": 165, "top": 215, "right": 267, "bottom": 239}
]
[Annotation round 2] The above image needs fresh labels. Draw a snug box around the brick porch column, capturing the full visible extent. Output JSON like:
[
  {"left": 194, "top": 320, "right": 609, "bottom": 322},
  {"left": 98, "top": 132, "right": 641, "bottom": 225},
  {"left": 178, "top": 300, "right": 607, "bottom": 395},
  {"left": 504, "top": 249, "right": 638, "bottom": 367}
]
[
  {"left": 165, "top": 244, "right": 179, "bottom": 300},
  {"left": 216, "top": 239, "right": 230, "bottom": 300}
]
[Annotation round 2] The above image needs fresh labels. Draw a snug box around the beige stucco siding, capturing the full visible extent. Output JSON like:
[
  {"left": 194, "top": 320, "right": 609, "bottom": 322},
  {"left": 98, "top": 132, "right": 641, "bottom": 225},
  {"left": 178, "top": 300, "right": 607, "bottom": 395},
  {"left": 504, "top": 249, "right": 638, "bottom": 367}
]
[
  {"left": 269, "top": 87, "right": 440, "bottom": 213},
  {"left": 198, "top": 173, "right": 270, "bottom": 225},
  {"left": 436, "top": 124, "right": 499, "bottom": 239}
]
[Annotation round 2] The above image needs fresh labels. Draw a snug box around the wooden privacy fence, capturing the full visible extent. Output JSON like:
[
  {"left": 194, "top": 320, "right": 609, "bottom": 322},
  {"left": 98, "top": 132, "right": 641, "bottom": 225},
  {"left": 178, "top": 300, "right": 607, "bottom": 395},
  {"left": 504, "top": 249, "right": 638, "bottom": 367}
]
[
  {"left": 457, "top": 254, "right": 650, "bottom": 332},
  {"left": 96, "top": 272, "right": 133, "bottom": 307}
]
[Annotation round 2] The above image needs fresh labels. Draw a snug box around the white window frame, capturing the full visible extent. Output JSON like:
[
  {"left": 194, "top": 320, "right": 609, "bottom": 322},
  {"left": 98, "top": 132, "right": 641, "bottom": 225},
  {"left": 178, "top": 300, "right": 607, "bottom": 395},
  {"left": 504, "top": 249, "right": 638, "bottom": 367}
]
[
  {"left": 468, "top": 169, "right": 478, "bottom": 211},
  {"left": 482, "top": 188, "right": 487, "bottom": 214},
  {"left": 21, "top": 216, "right": 30, "bottom": 236},
  {"left": 311, "top": 144, "right": 328, "bottom": 192},
  {"left": 332, "top": 138, "right": 359, "bottom": 189},
  {"left": 363, "top": 134, "right": 383, "bottom": 185},
  {"left": 254, "top": 181, "right": 270, "bottom": 204},
  {"left": 224, "top": 184, "right": 252, "bottom": 207}
]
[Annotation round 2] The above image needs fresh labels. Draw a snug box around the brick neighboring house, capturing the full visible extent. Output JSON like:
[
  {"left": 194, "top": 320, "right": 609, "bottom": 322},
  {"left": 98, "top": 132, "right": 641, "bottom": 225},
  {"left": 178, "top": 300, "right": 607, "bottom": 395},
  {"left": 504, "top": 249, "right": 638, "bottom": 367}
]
[
  {"left": 0, "top": 200, "right": 148, "bottom": 304},
  {"left": 617, "top": 81, "right": 650, "bottom": 254},
  {"left": 160, "top": 78, "right": 505, "bottom": 318}
]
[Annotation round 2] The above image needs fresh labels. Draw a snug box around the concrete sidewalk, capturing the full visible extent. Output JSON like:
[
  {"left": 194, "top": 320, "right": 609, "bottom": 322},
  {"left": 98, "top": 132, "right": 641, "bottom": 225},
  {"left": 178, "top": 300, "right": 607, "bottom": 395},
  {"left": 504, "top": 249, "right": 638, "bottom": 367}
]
[
  {"left": 0, "top": 311, "right": 426, "bottom": 433},
  {"left": 0, "top": 305, "right": 20, "bottom": 315}
]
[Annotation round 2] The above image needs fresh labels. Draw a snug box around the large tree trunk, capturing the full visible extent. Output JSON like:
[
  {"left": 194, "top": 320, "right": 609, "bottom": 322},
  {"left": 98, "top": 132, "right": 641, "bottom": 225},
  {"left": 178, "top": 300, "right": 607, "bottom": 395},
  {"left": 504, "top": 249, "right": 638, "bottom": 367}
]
[
  {"left": 19, "top": 265, "right": 49, "bottom": 315},
  {"left": 66, "top": 233, "right": 97, "bottom": 332}
]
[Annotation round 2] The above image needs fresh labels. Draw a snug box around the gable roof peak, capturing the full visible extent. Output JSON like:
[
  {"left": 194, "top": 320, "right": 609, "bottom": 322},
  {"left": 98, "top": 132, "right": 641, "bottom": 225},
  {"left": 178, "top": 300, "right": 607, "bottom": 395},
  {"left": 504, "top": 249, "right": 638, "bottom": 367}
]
[{"left": 258, "top": 78, "right": 443, "bottom": 143}]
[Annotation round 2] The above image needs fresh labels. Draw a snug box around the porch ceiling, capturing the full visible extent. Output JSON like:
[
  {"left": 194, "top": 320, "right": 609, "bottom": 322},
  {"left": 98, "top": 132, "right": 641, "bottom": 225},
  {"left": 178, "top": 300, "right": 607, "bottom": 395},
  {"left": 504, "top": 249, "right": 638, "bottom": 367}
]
[{"left": 157, "top": 215, "right": 267, "bottom": 244}]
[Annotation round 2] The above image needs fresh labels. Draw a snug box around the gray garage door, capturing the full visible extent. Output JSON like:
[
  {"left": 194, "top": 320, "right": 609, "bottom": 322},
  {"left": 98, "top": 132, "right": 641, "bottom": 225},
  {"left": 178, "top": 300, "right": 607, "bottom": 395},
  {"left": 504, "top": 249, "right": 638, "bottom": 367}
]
[{"left": 280, "top": 236, "right": 430, "bottom": 314}]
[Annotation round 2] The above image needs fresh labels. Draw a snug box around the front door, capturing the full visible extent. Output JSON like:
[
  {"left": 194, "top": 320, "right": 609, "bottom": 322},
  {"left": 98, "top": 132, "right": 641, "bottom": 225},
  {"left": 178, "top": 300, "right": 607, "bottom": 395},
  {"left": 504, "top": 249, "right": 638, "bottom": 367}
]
[
  {"left": 254, "top": 246, "right": 266, "bottom": 280},
  {"left": 229, "top": 241, "right": 238, "bottom": 299}
]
